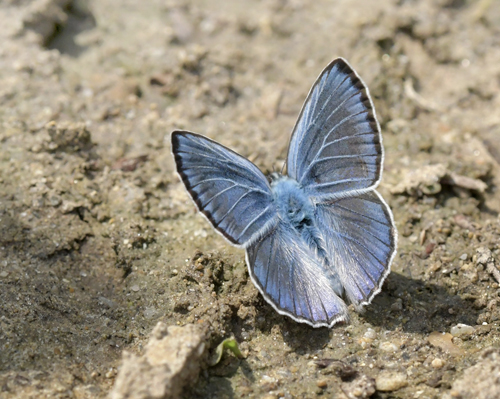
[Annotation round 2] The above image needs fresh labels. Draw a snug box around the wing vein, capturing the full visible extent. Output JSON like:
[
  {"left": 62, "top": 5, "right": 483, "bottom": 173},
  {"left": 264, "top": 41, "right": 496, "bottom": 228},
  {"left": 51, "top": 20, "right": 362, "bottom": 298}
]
[
  {"left": 177, "top": 150, "right": 233, "bottom": 163},
  {"left": 236, "top": 205, "right": 272, "bottom": 241},
  {"left": 178, "top": 151, "right": 267, "bottom": 185},
  {"left": 299, "top": 90, "right": 362, "bottom": 168},
  {"left": 191, "top": 177, "right": 269, "bottom": 196},
  {"left": 332, "top": 203, "right": 392, "bottom": 227},
  {"left": 333, "top": 231, "right": 386, "bottom": 268},
  {"left": 321, "top": 131, "right": 375, "bottom": 148},
  {"left": 264, "top": 233, "right": 276, "bottom": 290},
  {"left": 296, "top": 73, "right": 351, "bottom": 150},
  {"left": 309, "top": 177, "right": 373, "bottom": 189},
  {"left": 310, "top": 152, "right": 377, "bottom": 166},
  {"left": 204, "top": 183, "right": 238, "bottom": 206},
  {"left": 342, "top": 244, "right": 377, "bottom": 286},
  {"left": 213, "top": 190, "right": 253, "bottom": 226},
  {"left": 341, "top": 218, "right": 393, "bottom": 249}
]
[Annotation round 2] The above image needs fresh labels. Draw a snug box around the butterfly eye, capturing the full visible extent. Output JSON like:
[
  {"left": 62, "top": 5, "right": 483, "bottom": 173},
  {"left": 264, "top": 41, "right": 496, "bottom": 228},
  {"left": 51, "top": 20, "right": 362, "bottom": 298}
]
[{"left": 269, "top": 172, "right": 281, "bottom": 185}]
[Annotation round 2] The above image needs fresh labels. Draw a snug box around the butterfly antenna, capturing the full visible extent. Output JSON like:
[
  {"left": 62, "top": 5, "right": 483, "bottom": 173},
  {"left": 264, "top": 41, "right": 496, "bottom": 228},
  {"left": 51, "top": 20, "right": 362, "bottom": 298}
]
[{"left": 280, "top": 159, "right": 286, "bottom": 175}]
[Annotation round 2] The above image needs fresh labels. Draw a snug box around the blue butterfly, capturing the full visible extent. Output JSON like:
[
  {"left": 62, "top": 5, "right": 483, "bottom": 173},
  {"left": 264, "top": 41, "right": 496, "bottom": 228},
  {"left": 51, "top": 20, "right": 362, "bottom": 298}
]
[{"left": 171, "top": 58, "right": 397, "bottom": 328}]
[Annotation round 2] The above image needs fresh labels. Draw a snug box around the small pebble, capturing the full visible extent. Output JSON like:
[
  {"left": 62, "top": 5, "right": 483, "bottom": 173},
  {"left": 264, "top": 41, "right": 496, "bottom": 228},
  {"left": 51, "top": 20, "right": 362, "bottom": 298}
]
[
  {"left": 0, "top": 271, "right": 9, "bottom": 278},
  {"left": 316, "top": 379, "right": 327, "bottom": 389},
  {"left": 105, "top": 368, "right": 117, "bottom": 379},
  {"left": 364, "top": 328, "right": 377, "bottom": 340},
  {"left": 379, "top": 342, "right": 398, "bottom": 352},
  {"left": 450, "top": 324, "right": 475, "bottom": 338},
  {"left": 391, "top": 298, "right": 403, "bottom": 311},
  {"left": 259, "top": 375, "right": 277, "bottom": 391},
  {"left": 131, "top": 285, "right": 140, "bottom": 292},
  {"left": 341, "top": 374, "right": 376, "bottom": 398},
  {"left": 459, "top": 253, "right": 468, "bottom": 261},
  {"left": 431, "top": 358, "right": 445, "bottom": 369},
  {"left": 375, "top": 371, "right": 408, "bottom": 391}
]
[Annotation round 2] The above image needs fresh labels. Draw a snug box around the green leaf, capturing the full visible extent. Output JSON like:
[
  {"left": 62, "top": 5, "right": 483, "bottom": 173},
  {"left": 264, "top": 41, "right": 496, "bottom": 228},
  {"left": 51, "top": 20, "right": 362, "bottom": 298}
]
[{"left": 210, "top": 337, "right": 243, "bottom": 366}]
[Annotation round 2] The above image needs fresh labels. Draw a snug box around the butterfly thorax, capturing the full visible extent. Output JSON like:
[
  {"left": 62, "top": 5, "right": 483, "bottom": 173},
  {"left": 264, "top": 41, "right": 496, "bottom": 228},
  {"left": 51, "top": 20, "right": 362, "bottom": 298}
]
[{"left": 270, "top": 175, "right": 316, "bottom": 232}]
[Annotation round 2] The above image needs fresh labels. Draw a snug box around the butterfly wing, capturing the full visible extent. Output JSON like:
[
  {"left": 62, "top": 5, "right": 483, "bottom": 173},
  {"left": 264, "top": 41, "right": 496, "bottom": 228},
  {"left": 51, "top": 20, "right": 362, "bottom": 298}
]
[
  {"left": 172, "top": 131, "right": 278, "bottom": 247},
  {"left": 246, "top": 221, "right": 349, "bottom": 327},
  {"left": 315, "top": 191, "right": 397, "bottom": 306},
  {"left": 287, "top": 58, "right": 382, "bottom": 201}
]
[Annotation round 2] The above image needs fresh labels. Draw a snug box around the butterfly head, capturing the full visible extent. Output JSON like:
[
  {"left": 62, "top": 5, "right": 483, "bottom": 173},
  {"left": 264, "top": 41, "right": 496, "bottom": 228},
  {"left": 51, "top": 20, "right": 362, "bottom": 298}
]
[{"left": 268, "top": 172, "right": 284, "bottom": 185}]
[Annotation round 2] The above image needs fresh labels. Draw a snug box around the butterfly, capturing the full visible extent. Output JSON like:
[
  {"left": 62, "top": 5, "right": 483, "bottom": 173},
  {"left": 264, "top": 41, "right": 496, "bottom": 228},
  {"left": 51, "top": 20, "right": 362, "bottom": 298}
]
[{"left": 171, "top": 58, "right": 397, "bottom": 328}]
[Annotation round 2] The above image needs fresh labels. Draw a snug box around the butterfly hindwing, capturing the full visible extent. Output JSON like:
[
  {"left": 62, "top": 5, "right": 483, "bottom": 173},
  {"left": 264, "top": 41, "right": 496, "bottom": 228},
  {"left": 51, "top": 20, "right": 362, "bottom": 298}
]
[
  {"left": 287, "top": 58, "right": 382, "bottom": 201},
  {"left": 246, "top": 221, "right": 349, "bottom": 327},
  {"left": 171, "top": 131, "right": 278, "bottom": 247},
  {"left": 315, "top": 190, "right": 397, "bottom": 306}
]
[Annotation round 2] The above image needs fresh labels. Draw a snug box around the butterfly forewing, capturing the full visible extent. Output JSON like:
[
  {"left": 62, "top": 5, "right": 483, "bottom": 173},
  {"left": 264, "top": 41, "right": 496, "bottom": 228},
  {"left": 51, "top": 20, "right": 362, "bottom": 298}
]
[
  {"left": 287, "top": 58, "right": 382, "bottom": 201},
  {"left": 171, "top": 131, "right": 278, "bottom": 247}
]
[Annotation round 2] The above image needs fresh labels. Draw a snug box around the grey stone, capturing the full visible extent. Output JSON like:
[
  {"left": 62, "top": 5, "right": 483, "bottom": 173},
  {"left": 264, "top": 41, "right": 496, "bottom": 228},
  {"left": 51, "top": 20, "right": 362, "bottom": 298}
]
[
  {"left": 109, "top": 322, "right": 206, "bottom": 399},
  {"left": 444, "top": 348, "right": 500, "bottom": 399}
]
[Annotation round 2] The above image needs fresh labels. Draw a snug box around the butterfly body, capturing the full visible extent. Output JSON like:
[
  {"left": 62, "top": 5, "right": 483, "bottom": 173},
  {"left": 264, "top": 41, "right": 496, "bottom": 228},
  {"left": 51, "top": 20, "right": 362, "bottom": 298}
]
[
  {"left": 270, "top": 174, "right": 330, "bottom": 270},
  {"left": 171, "top": 58, "right": 397, "bottom": 328}
]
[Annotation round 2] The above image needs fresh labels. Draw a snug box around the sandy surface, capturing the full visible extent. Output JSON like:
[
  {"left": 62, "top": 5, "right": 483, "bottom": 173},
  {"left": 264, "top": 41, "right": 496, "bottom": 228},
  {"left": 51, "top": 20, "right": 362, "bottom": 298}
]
[{"left": 1, "top": 0, "right": 500, "bottom": 398}]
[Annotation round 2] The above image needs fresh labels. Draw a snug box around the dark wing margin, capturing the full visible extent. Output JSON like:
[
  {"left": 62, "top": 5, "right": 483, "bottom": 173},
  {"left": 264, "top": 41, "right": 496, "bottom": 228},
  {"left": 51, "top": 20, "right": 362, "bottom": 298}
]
[
  {"left": 286, "top": 58, "right": 383, "bottom": 201},
  {"left": 171, "top": 131, "right": 278, "bottom": 248}
]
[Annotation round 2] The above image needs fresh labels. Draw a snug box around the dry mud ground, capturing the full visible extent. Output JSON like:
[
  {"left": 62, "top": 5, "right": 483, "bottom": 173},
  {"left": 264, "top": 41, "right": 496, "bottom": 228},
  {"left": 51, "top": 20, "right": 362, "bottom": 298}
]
[{"left": 1, "top": 0, "right": 500, "bottom": 398}]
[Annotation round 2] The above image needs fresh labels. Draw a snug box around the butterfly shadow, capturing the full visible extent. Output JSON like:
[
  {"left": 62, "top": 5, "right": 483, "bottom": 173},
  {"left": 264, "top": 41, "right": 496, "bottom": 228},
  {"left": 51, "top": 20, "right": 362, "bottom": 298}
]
[
  {"left": 253, "top": 270, "right": 481, "bottom": 354},
  {"left": 360, "top": 271, "right": 481, "bottom": 333}
]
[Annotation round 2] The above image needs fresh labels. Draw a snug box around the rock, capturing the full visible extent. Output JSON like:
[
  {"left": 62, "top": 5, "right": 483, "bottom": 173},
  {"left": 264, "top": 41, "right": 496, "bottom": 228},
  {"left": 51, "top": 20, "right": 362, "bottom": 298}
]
[
  {"left": 364, "top": 328, "right": 377, "bottom": 340},
  {"left": 43, "top": 121, "right": 94, "bottom": 154},
  {"left": 428, "top": 332, "right": 464, "bottom": 356},
  {"left": 391, "top": 298, "right": 403, "bottom": 311},
  {"left": 112, "top": 155, "right": 148, "bottom": 172},
  {"left": 342, "top": 374, "right": 376, "bottom": 399},
  {"left": 476, "top": 247, "right": 500, "bottom": 284},
  {"left": 22, "top": 0, "right": 72, "bottom": 43},
  {"left": 375, "top": 371, "right": 408, "bottom": 392},
  {"left": 390, "top": 164, "right": 447, "bottom": 196},
  {"left": 441, "top": 172, "right": 488, "bottom": 193},
  {"left": 443, "top": 348, "right": 500, "bottom": 399},
  {"left": 316, "top": 379, "right": 327, "bottom": 389},
  {"left": 477, "top": 247, "right": 495, "bottom": 266},
  {"left": 450, "top": 324, "right": 475, "bottom": 338},
  {"left": 130, "top": 285, "right": 140, "bottom": 292},
  {"left": 109, "top": 322, "right": 206, "bottom": 399},
  {"left": 390, "top": 163, "right": 488, "bottom": 197},
  {"left": 431, "top": 358, "right": 445, "bottom": 369},
  {"left": 379, "top": 342, "right": 398, "bottom": 352}
]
